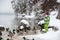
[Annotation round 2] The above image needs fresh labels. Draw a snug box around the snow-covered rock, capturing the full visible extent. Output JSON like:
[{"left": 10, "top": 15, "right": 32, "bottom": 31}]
[
  {"left": 20, "top": 20, "right": 29, "bottom": 27},
  {"left": 20, "top": 26, "right": 24, "bottom": 29},
  {"left": 38, "top": 20, "right": 44, "bottom": 25}
]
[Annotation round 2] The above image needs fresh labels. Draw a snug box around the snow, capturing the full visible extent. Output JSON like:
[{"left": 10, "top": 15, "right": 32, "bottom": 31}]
[
  {"left": 49, "top": 10, "right": 60, "bottom": 28},
  {"left": 25, "top": 11, "right": 35, "bottom": 19},
  {"left": 38, "top": 20, "right": 44, "bottom": 25},
  {"left": 57, "top": 0, "right": 60, "bottom": 3},
  {"left": 18, "top": 30, "right": 60, "bottom": 40},
  {"left": 1, "top": 10, "right": 60, "bottom": 40},
  {"left": 0, "top": 25, "right": 4, "bottom": 27},
  {"left": 25, "top": 15, "right": 35, "bottom": 19},
  {"left": 38, "top": 10, "right": 59, "bottom": 27},
  {"left": 50, "top": 10, "right": 58, "bottom": 19},
  {"left": 31, "top": 11, "right": 35, "bottom": 16},
  {"left": 18, "top": 10, "right": 60, "bottom": 40},
  {"left": 20, "top": 20, "right": 30, "bottom": 27},
  {"left": 20, "top": 26, "right": 24, "bottom": 29}
]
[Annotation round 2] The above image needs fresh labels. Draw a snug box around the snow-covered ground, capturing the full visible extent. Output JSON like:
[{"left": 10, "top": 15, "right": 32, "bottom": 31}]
[
  {"left": 15, "top": 10, "right": 60, "bottom": 40},
  {"left": 49, "top": 10, "right": 60, "bottom": 28},
  {"left": 0, "top": 10, "right": 60, "bottom": 40}
]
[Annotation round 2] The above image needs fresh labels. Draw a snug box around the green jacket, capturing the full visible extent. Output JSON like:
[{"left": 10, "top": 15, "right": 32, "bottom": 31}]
[{"left": 44, "top": 16, "right": 50, "bottom": 32}]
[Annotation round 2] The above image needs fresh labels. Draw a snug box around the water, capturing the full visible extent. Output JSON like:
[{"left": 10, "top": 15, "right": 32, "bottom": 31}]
[{"left": 0, "top": 14, "right": 18, "bottom": 31}]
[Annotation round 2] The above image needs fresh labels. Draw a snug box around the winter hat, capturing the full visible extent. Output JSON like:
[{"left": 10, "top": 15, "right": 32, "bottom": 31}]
[{"left": 45, "top": 9, "right": 49, "bottom": 15}]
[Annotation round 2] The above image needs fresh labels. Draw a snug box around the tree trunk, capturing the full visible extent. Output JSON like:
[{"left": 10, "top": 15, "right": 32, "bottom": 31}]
[
  {"left": 33, "top": 0, "right": 38, "bottom": 4},
  {"left": 56, "top": 5, "right": 60, "bottom": 19}
]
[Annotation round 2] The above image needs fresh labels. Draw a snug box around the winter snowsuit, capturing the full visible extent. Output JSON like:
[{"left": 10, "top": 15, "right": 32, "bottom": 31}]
[{"left": 44, "top": 16, "right": 50, "bottom": 32}]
